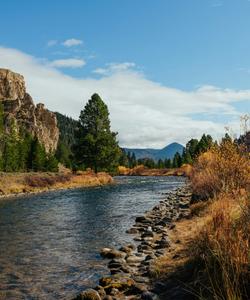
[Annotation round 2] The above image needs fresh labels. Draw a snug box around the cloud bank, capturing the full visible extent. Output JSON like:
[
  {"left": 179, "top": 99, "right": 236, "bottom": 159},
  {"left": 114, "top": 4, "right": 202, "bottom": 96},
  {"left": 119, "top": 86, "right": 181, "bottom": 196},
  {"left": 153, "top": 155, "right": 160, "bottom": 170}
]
[{"left": 0, "top": 46, "right": 248, "bottom": 148}]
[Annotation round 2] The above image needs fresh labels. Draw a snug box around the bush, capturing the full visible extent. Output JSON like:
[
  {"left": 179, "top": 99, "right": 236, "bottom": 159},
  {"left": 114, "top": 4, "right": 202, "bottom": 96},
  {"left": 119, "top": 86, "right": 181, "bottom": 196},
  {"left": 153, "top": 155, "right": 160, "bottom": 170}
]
[
  {"left": 25, "top": 174, "right": 72, "bottom": 188},
  {"left": 190, "top": 140, "right": 250, "bottom": 199}
]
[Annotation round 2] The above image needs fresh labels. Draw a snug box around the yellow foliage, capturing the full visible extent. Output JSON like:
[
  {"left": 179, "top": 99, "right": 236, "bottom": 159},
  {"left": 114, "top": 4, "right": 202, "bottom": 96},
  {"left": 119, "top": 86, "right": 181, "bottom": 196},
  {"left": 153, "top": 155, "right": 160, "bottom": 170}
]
[{"left": 190, "top": 140, "right": 250, "bottom": 199}]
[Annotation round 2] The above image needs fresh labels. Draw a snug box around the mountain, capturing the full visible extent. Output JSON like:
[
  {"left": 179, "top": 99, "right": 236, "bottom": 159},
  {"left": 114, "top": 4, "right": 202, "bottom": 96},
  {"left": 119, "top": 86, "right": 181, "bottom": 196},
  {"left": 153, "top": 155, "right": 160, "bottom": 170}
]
[
  {"left": 124, "top": 142, "right": 184, "bottom": 161},
  {"left": 0, "top": 68, "right": 59, "bottom": 152}
]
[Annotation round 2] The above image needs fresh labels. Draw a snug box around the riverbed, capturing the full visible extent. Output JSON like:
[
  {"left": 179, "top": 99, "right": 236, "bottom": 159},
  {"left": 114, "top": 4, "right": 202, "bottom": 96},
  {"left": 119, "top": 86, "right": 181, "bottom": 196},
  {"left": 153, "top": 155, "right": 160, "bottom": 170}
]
[{"left": 0, "top": 176, "right": 185, "bottom": 299}]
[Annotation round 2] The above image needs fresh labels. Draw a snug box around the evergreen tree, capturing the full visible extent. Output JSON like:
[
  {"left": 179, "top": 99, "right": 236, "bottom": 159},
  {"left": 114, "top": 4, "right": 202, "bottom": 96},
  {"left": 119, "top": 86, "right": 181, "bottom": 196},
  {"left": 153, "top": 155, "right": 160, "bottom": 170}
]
[
  {"left": 2, "top": 120, "right": 19, "bottom": 172},
  {"left": 164, "top": 158, "right": 172, "bottom": 168},
  {"left": 46, "top": 153, "right": 59, "bottom": 172},
  {"left": 131, "top": 153, "right": 137, "bottom": 168},
  {"left": 18, "top": 130, "right": 33, "bottom": 171},
  {"left": 73, "top": 93, "right": 121, "bottom": 173},
  {"left": 196, "top": 134, "right": 213, "bottom": 154},
  {"left": 56, "top": 141, "right": 72, "bottom": 168},
  {"left": 157, "top": 159, "right": 164, "bottom": 169},
  {"left": 29, "top": 137, "right": 47, "bottom": 171},
  {"left": 181, "top": 148, "right": 193, "bottom": 164},
  {"left": 3, "top": 135, "right": 19, "bottom": 172},
  {"left": 172, "top": 152, "right": 182, "bottom": 168},
  {"left": 119, "top": 149, "right": 129, "bottom": 167},
  {"left": 0, "top": 102, "right": 4, "bottom": 171},
  {"left": 186, "top": 138, "right": 199, "bottom": 160}
]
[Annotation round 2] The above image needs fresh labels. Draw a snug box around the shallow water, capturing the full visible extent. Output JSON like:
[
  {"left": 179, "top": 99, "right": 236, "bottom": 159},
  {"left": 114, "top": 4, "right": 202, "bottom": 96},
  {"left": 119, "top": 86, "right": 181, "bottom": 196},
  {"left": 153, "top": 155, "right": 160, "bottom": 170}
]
[{"left": 0, "top": 176, "right": 185, "bottom": 299}]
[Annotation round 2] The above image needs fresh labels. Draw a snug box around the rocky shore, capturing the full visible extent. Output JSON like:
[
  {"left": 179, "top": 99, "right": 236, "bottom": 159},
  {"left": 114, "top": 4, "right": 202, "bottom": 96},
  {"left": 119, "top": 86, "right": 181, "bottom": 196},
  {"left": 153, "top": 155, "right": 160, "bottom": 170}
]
[{"left": 74, "top": 185, "right": 192, "bottom": 300}]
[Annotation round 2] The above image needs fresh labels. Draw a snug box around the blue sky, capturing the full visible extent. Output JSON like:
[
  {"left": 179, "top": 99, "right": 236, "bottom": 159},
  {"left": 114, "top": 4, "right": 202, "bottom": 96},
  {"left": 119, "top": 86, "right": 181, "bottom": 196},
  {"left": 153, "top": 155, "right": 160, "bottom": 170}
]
[{"left": 0, "top": 0, "right": 249, "bottom": 147}]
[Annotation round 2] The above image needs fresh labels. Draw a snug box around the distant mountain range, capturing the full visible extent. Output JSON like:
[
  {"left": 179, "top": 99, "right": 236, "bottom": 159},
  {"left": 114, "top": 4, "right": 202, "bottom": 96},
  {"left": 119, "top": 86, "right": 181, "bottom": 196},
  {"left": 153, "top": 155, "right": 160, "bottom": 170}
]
[{"left": 124, "top": 142, "right": 184, "bottom": 161}]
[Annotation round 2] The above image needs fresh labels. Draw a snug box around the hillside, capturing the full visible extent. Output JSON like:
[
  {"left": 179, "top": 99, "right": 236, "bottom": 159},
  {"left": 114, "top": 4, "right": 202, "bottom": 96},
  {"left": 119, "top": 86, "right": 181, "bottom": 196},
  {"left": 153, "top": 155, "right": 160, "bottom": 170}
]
[
  {"left": 55, "top": 112, "right": 78, "bottom": 148},
  {"left": 124, "top": 142, "right": 184, "bottom": 160}
]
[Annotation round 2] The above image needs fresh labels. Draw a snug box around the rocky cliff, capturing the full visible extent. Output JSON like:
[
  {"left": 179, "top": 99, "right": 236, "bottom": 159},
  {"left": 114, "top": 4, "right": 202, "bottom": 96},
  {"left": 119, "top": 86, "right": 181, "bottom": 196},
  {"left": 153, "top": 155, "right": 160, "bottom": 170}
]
[{"left": 0, "top": 68, "right": 59, "bottom": 152}]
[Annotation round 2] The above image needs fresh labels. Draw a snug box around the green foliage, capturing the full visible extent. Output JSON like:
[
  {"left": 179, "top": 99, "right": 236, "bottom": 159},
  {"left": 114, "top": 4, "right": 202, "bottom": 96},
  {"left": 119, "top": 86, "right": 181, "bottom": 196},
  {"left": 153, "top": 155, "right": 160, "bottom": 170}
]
[
  {"left": 73, "top": 93, "right": 121, "bottom": 173},
  {"left": 119, "top": 148, "right": 129, "bottom": 167},
  {"left": 157, "top": 159, "right": 164, "bottom": 168},
  {"left": 181, "top": 134, "right": 215, "bottom": 165},
  {"left": 164, "top": 158, "right": 172, "bottom": 168},
  {"left": 46, "top": 153, "right": 59, "bottom": 172},
  {"left": 55, "top": 141, "right": 72, "bottom": 168},
  {"left": 172, "top": 152, "right": 182, "bottom": 168},
  {"left": 55, "top": 112, "right": 78, "bottom": 147},
  {"left": 137, "top": 157, "right": 155, "bottom": 168},
  {"left": 29, "top": 137, "right": 47, "bottom": 171}
]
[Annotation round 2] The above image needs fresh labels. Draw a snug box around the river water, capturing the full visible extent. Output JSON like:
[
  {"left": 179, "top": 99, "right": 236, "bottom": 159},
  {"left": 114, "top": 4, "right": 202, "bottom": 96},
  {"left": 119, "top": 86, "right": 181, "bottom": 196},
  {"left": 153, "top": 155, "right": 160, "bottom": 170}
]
[{"left": 0, "top": 176, "right": 185, "bottom": 299}]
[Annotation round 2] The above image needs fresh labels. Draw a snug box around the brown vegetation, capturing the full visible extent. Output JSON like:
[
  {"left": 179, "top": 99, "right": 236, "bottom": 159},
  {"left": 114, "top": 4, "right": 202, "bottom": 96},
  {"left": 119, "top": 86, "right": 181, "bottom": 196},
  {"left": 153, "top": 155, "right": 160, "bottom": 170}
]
[
  {"left": 152, "top": 139, "right": 250, "bottom": 300},
  {"left": 0, "top": 170, "right": 113, "bottom": 198},
  {"left": 118, "top": 164, "right": 192, "bottom": 177}
]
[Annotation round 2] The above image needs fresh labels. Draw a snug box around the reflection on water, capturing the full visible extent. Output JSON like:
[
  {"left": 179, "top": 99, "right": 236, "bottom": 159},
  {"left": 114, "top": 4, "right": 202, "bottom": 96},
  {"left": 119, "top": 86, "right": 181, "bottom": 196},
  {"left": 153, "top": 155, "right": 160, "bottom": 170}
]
[{"left": 0, "top": 176, "right": 185, "bottom": 299}]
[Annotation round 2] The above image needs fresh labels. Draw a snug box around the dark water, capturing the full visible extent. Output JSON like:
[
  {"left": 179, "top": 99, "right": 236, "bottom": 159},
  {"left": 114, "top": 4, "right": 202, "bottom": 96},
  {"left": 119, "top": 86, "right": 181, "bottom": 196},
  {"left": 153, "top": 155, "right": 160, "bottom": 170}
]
[{"left": 0, "top": 176, "right": 185, "bottom": 299}]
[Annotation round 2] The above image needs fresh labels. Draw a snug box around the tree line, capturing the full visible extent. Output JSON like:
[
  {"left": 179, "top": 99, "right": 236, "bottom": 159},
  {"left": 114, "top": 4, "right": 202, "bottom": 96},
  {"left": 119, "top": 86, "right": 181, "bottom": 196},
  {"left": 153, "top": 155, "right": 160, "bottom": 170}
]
[
  {"left": 1, "top": 93, "right": 246, "bottom": 173},
  {"left": 118, "top": 134, "right": 215, "bottom": 169}
]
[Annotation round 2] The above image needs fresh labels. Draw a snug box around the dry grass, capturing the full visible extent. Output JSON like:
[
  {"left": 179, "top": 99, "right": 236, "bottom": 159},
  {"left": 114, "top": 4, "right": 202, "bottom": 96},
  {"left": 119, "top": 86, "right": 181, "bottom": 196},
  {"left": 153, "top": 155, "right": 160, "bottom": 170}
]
[
  {"left": 118, "top": 164, "right": 192, "bottom": 177},
  {"left": 152, "top": 139, "right": 250, "bottom": 300},
  {"left": 0, "top": 171, "right": 113, "bottom": 197},
  {"left": 191, "top": 194, "right": 250, "bottom": 300},
  {"left": 190, "top": 141, "right": 250, "bottom": 199}
]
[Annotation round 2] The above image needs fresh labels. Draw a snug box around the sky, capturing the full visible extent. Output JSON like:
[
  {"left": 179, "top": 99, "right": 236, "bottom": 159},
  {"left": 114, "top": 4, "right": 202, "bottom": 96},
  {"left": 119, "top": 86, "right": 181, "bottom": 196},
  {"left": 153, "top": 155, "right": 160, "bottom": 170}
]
[{"left": 0, "top": 0, "right": 249, "bottom": 148}]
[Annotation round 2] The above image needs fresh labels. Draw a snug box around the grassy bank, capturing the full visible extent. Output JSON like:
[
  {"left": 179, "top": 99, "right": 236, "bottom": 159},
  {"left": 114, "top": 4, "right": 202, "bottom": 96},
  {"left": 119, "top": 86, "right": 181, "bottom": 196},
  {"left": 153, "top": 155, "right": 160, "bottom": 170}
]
[
  {"left": 0, "top": 170, "right": 113, "bottom": 198},
  {"left": 152, "top": 140, "right": 250, "bottom": 299},
  {"left": 118, "top": 164, "right": 192, "bottom": 176}
]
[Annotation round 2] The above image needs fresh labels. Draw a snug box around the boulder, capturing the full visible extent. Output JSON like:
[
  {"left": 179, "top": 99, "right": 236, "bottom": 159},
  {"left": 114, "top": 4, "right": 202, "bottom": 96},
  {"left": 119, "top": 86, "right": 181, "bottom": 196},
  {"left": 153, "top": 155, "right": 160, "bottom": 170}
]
[
  {"left": 74, "top": 289, "right": 101, "bottom": 300},
  {"left": 99, "top": 276, "right": 136, "bottom": 293},
  {"left": 100, "top": 248, "right": 125, "bottom": 259}
]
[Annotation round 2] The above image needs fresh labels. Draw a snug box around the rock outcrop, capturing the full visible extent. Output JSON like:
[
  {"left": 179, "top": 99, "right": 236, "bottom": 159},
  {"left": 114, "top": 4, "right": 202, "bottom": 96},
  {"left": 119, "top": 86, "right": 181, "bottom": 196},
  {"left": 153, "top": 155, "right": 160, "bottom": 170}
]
[{"left": 0, "top": 68, "right": 59, "bottom": 152}]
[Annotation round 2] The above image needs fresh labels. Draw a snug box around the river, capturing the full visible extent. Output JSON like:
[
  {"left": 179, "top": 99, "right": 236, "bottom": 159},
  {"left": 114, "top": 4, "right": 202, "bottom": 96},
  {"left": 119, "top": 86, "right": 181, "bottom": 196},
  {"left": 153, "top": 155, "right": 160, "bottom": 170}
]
[{"left": 0, "top": 176, "right": 185, "bottom": 299}]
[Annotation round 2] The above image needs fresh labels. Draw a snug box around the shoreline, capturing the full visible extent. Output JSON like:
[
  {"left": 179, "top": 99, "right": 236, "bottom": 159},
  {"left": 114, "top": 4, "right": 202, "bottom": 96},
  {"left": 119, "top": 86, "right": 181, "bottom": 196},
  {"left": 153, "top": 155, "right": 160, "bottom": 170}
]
[
  {"left": 74, "top": 184, "right": 192, "bottom": 300},
  {"left": 0, "top": 171, "right": 114, "bottom": 200}
]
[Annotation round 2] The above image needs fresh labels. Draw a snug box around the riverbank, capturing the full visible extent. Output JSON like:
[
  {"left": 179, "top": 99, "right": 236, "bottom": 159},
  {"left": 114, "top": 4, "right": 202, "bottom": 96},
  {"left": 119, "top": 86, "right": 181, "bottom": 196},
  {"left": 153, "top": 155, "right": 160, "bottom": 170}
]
[
  {"left": 74, "top": 157, "right": 250, "bottom": 300},
  {"left": 0, "top": 170, "right": 113, "bottom": 198},
  {"left": 74, "top": 184, "right": 192, "bottom": 300},
  {"left": 118, "top": 164, "right": 192, "bottom": 177}
]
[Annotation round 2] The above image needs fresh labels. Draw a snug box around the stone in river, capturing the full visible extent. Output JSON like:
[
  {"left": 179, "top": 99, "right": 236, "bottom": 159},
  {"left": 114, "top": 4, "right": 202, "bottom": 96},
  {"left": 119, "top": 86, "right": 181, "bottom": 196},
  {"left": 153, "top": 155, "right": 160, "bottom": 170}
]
[
  {"left": 74, "top": 288, "right": 101, "bottom": 300},
  {"left": 100, "top": 248, "right": 126, "bottom": 259}
]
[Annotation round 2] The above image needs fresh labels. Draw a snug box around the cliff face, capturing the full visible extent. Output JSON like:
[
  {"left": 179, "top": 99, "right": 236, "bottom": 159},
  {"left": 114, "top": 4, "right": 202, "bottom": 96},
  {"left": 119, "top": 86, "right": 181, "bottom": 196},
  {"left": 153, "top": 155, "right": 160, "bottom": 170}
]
[{"left": 0, "top": 68, "right": 59, "bottom": 152}]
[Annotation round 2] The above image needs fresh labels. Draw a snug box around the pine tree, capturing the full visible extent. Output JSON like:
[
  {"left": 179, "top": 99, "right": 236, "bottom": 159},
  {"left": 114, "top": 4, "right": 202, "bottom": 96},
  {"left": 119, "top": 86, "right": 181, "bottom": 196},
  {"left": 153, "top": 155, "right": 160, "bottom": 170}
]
[
  {"left": 0, "top": 102, "right": 4, "bottom": 171},
  {"left": 3, "top": 120, "right": 20, "bottom": 172},
  {"left": 172, "top": 152, "right": 182, "bottom": 168},
  {"left": 119, "top": 149, "right": 129, "bottom": 167},
  {"left": 157, "top": 159, "right": 164, "bottom": 169},
  {"left": 164, "top": 158, "right": 172, "bottom": 168},
  {"left": 56, "top": 141, "right": 72, "bottom": 168},
  {"left": 46, "top": 153, "right": 59, "bottom": 172},
  {"left": 74, "top": 93, "right": 121, "bottom": 173},
  {"left": 131, "top": 153, "right": 137, "bottom": 168},
  {"left": 29, "top": 137, "right": 47, "bottom": 171}
]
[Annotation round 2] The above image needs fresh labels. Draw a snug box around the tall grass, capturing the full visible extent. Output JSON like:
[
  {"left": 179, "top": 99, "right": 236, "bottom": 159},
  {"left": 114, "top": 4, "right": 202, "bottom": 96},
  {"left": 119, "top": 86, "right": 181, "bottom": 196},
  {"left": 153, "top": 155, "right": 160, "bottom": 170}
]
[
  {"left": 190, "top": 139, "right": 250, "bottom": 299},
  {"left": 190, "top": 140, "right": 250, "bottom": 199}
]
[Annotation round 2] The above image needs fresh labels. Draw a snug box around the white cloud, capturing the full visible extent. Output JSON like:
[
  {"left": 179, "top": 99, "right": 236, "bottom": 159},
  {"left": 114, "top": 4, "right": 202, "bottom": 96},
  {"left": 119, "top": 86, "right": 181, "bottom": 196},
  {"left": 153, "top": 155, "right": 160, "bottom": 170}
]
[
  {"left": 49, "top": 58, "right": 86, "bottom": 68},
  {"left": 93, "top": 62, "right": 136, "bottom": 75},
  {"left": 0, "top": 46, "right": 249, "bottom": 148},
  {"left": 47, "top": 40, "right": 58, "bottom": 47},
  {"left": 62, "top": 38, "right": 83, "bottom": 47}
]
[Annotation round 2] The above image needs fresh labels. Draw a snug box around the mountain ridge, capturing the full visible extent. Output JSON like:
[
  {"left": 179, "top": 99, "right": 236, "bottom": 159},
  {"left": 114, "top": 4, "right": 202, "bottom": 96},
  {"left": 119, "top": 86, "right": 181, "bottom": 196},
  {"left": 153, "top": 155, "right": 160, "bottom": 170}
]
[{"left": 124, "top": 142, "right": 184, "bottom": 161}]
